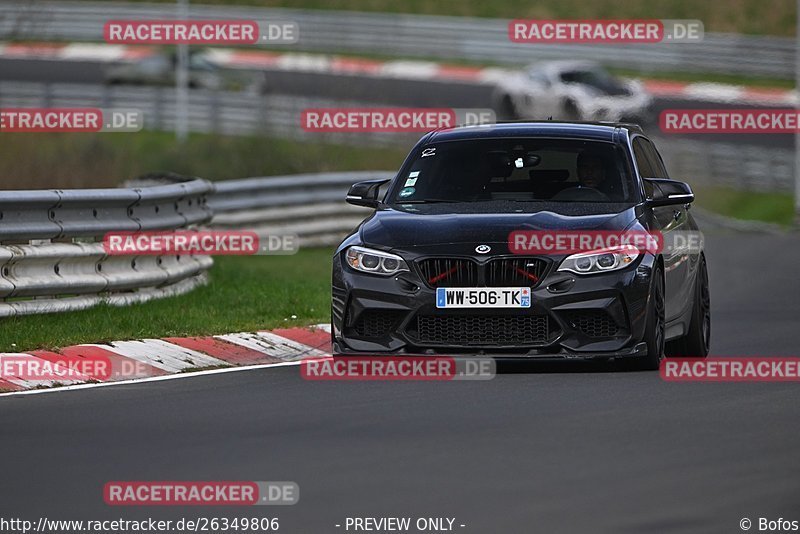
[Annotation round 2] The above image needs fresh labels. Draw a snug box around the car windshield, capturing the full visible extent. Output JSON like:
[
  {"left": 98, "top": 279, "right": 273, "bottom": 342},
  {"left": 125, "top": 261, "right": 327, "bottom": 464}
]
[
  {"left": 559, "top": 68, "right": 623, "bottom": 93},
  {"left": 388, "top": 138, "right": 636, "bottom": 205}
]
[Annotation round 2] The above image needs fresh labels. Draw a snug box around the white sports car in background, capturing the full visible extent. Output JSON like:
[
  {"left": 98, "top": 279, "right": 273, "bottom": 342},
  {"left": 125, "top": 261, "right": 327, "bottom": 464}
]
[{"left": 492, "top": 60, "right": 653, "bottom": 123}]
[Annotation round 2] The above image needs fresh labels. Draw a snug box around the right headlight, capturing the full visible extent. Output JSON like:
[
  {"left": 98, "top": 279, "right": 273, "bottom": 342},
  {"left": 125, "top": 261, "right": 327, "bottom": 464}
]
[
  {"left": 345, "top": 246, "right": 409, "bottom": 276},
  {"left": 557, "top": 244, "right": 640, "bottom": 275}
]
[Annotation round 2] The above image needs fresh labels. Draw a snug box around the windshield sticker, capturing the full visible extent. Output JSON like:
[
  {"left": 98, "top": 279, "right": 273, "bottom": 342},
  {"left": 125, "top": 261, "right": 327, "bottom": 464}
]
[
  {"left": 421, "top": 148, "right": 436, "bottom": 157},
  {"left": 404, "top": 177, "right": 418, "bottom": 187},
  {"left": 409, "top": 171, "right": 420, "bottom": 178},
  {"left": 399, "top": 186, "right": 416, "bottom": 198}
]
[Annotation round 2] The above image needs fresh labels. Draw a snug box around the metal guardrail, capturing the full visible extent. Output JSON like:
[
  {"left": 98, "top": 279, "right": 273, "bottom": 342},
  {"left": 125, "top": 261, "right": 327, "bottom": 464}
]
[
  {"left": 0, "top": 170, "right": 393, "bottom": 317},
  {"left": 654, "top": 138, "right": 793, "bottom": 193},
  {"left": 0, "top": 81, "right": 414, "bottom": 146},
  {"left": 0, "top": 178, "right": 214, "bottom": 317},
  {"left": 0, "top": 1, "right": 793, "bottom": 78},
  {"left": 208, "top": 171, "right": 393, "bottom": 248},
  {"left": 0, "top": 80, "right": 793, "bottom": 193}
]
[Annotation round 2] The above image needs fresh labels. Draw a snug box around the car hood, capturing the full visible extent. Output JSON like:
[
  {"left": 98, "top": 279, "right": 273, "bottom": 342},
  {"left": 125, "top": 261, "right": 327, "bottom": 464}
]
[
  {"left": 579, "top": 77, "right": 652, "bottom": 98},
  {"left": 360, "top": 203, "right": 641, "bottom": 250}
]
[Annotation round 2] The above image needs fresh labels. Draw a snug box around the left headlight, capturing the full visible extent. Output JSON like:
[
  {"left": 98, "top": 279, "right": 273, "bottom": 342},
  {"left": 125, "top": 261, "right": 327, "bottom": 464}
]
[
  {"left": 345, "top": 246, "right": 409, "bottom": 276},
  {"left": 557, "top": 244, "right": 640, "bottom": 275}
]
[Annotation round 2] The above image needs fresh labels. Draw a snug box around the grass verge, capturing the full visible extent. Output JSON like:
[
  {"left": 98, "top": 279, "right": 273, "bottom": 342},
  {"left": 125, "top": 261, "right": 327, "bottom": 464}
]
[
  {"left": 0, "top": 249, "right": 334, "bottom": 352},
  {"left": 0, "top": 131, "right": 408, "bottom": 190},
  {"left": 610, "top": 68, "right": 794, "bottom": 90},
  {"left": 693, "top": 186, "right": 794, "bottom": 227}
]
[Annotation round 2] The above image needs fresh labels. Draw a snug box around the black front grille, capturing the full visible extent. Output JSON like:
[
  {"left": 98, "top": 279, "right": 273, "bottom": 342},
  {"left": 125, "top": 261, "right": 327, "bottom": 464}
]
[
  {"left": 417, "top": 257, "right": 547, "bottom": 288},
  {"left": 487, "top": 258, "right": 547, "bottom": 287},
  {"left": 410, "top": 314, "right": 555, "bottom": 346},
  {"left": 352, "top": 310, "right": 405, "bottom": 339},
  {"left": 417, "top": 258, "right": 478, "bottom": 288},
  {"left": 565, "top": 310, "right": 619, "bottom": 338}
]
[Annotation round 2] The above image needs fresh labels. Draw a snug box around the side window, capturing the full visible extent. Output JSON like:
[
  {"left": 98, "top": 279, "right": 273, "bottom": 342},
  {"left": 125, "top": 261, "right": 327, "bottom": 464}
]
[
  {"left": 632, "top": 138, "right": 654, "bottom": 178},
  {"left": 527, "top": 70, "right": 550, "bottom": 87},
  {"left": 641, "top": 138, "right": 669, "bottom": 179}
]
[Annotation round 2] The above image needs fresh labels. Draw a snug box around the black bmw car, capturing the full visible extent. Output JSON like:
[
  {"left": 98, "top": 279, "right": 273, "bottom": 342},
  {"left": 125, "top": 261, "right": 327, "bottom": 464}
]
[{"left": 332, "top": 122, "right": 710, "bottom": 369}]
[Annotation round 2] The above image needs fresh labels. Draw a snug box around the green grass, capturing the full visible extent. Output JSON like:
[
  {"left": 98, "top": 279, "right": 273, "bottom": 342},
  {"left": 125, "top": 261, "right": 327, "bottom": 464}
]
[
  {"left": 694, "top": 186, "right": 795, "bottom": 226},
  {"left": 121, "top": 0, "right": 795, "bottom": 36},
  {"left": 610, "top": 68, "right": 795, "bottom": 90},
  {"left": 0, "top": 131, "right": 408, "bottom": 190},
  {"left": 0, "top": 249, "right": 334, "bottom": 352}
]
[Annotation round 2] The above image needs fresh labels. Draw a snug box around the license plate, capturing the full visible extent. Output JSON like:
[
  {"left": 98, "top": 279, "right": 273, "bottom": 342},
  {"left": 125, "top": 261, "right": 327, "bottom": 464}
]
[{"left": 436, "top": 287, "right": 531, "bottom": 309}]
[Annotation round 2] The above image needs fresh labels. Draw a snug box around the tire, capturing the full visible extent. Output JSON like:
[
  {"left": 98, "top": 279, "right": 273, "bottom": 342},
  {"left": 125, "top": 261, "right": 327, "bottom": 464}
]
[
  {"left": 625, "top": 263, "right": 665, "bottom": 371},
  {"left": 497, "top": 94, "right": 518, "bottom": 120},
  {"left": 563, "top": 99, "right": 580, "bottom": 121},
  {"left": 666, "top": 255, "right": 711, "bottom": 358}
]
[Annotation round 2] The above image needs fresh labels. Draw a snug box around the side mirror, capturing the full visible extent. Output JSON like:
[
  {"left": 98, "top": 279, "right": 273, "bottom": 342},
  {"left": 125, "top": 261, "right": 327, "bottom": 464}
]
[
  {"left": 346, "top": 179, "right": 391, "bottom": 208},
  {"left": 644, "top": 178, "right": 694, "bottom": 207}
]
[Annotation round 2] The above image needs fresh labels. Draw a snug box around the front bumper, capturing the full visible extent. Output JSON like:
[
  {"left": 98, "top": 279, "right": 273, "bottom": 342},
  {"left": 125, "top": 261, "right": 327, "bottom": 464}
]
[
  {"left": 584, "top": 95, "right": 653, "bottom": 123},
  {"left": 332, "top": 251, "right": 656, "bottom": 359}
]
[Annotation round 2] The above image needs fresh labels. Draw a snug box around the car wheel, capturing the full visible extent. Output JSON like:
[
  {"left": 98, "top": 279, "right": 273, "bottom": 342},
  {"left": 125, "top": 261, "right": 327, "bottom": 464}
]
[
  {"left": 563, "top": 99, "right": 580, "bottom": 121},
  {"left": 625, "top": 263, "right": 665, "bottom": 371},
  {"left": 666, "top": 255, "right": 711, "bottom": 358},
  {"left": 330, "top": 305, "right": 336, "bottom": 345},
  {"left": 497, "top": 94, "right": 518, "bottom": 120}
]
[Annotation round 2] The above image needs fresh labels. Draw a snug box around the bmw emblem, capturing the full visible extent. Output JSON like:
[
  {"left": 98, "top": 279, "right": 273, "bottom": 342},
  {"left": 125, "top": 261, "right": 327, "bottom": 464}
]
[{"left": 475, "top": 244, "right": 491, "bottom": 254}]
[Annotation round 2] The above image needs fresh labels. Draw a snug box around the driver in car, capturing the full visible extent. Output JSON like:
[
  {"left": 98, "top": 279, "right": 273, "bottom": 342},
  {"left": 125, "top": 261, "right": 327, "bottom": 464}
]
[
  {"left": 577, "top": 151, "right": 607, "bottom": 189},
  {"left": 575, "top": 150, "right": 619, "bottom": 200}
]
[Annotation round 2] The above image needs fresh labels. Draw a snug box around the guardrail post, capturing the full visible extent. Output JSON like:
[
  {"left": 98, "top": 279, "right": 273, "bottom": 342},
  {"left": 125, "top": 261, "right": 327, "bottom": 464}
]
[
  {"left": 155, "top": 86, "right": 163, "bottom": 131},
  {"left": 210, "top": 88, "right": 220, "bottom": 134},
  {"left": 43, "top": 81, "right": 52, "bottom": 108},
  {"left": 102, "top": 81, "right": 112, "bottom": 108},
  {"left": 175, "top": 0, "right": 189, "bottom": 142}
]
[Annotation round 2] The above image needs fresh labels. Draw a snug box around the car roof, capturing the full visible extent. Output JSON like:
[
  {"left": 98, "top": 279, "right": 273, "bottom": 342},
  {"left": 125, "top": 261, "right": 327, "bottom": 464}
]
[
  {"left": 527, "top": 60, "right": 601, "bottom": 73},
  {"left": 426, "top": 121, "right": 643, "bottom": 143}
]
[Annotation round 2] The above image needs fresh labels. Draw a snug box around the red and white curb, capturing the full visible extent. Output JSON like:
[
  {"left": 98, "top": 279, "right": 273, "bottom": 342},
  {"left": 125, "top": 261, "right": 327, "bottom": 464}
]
[
  {"left": 0, "top": 42, "right": 157, "bottom": 62},
  {"left": 0, "top": 41, "right": 794, "bottom": 106},
  {"left": 0, "top": 324, "right": 333, "bottom": 396}
]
